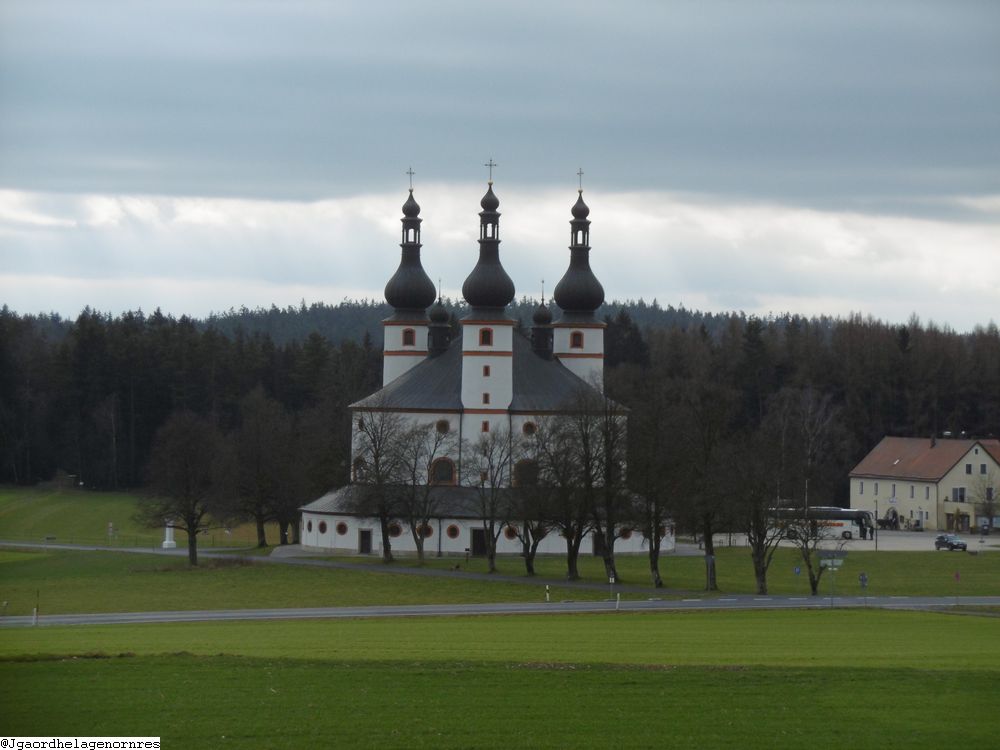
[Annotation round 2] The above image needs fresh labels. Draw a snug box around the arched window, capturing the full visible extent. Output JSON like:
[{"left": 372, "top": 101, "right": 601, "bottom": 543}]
[
  {"left": 479, "top": 328, "right": 493, "bottom": 346},
  {"left": 513, "top": 459, "right": 539, "bottom": 487},
  {"left": 570, "top": 331, "right": 584, "bottom": 348},
  {"left": 402, "top": 328, "right": 416, "bottom": 346},
  {"left": 430, "top": 457, "right": 456, "bottom": 485}
]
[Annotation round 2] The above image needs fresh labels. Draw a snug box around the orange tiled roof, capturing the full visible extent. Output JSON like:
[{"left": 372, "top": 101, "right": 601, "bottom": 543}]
[{"left": 850, "top": 437, "right": 1000, "bottom": 481}]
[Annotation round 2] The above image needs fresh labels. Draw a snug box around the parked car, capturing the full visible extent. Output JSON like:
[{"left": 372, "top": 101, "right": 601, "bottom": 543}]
[{"left": 935, "top": 534, "right": 968, "bottom": 551}]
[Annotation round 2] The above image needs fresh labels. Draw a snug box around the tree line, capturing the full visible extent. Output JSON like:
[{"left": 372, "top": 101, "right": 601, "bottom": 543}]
[{"left": 2, "top": 303, "right": 998, "bottom": 584}]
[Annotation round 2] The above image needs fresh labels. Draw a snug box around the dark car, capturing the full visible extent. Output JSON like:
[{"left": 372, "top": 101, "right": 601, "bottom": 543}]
[{"left": 935, "top": 534, "right": 968, "bottom": 551}]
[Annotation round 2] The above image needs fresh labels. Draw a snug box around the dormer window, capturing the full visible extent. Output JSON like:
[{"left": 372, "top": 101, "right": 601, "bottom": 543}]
[
  {"left": 479, "top": 328, "right": 493, "bottom": 346},
  {"left": 570, "top": 331, "right": 584, "bottom": 348},
  {"left": 402, "top": 328, "right": 416, "bottom": 347}
]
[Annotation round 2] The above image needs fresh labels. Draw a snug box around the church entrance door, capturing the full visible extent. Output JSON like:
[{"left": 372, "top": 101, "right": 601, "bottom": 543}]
[
  {"left": 471, "top": 528, "right": 487, "bottom": 556},
  {"left": 359, "top": 529, "right": 372, "bottom": 554}
]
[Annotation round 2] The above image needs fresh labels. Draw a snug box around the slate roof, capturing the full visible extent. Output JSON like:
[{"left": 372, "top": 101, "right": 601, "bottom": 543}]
[
  {"left": 850, "top": 436, "right": 1000, "bottom": 481},
  {"left": 351, "top": 331, "right": 609, "bottom": 413},
  {"left": 302, "top": 484, "right": 487, "bottom": 518}
]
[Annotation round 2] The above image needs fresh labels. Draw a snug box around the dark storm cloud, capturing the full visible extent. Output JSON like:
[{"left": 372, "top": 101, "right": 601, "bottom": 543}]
[{"left": 1, "top": 0, "right": 998, "bottom": 211}]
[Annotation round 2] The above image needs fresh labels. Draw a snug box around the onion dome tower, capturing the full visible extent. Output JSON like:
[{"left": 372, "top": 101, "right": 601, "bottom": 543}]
[
  {"left": 427, "top": 296, "right": 452, "bottom": 358},
  {"left": 460, "top": 168, "right": 516, "bottom": 432},
  {"left": 552, "top": 185, "right": 606, "bottom": 388},
  {"left": 461, "top": 181, "right": 516, "bottom": 317},
  {"left": 382, "top": 184, "right": 437, "bottom": 385},
  {"left": 531, "top": 298, "right": 553, "bottom": 359}
]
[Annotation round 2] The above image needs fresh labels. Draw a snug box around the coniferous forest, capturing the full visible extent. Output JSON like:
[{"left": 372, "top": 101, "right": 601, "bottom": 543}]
[{"left": 1, "top": 299, "right": 998, "bottom": 515}]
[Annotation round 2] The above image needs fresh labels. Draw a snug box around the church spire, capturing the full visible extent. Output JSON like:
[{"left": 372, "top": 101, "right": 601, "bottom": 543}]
[
  {"left": 553, "top": 185, "right": 604, "bottom": 319},
  {"left": 461, "top": 170, "right": 515, "bottom": 317},
  {"left": 384, "top": 181, "right": 436, "bottom": 317}
]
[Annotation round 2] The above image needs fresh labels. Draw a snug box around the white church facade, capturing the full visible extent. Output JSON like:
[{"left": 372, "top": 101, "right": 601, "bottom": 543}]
[{"left": 300, "top": 177, "right": 674, "bottom": 558}]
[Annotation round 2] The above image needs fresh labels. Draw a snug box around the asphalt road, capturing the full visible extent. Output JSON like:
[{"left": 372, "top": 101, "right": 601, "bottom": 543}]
[{"left": 3, "top": 594, "right": 999, "bottom": 629}]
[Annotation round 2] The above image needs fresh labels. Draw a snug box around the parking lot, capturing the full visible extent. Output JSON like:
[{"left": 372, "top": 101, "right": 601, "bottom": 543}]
[{"left": 674, "top": 529, "right": 998, "bottom": 556}]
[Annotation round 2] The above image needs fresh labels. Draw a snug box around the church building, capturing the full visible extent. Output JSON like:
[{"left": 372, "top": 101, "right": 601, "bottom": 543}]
[{"left": 299, "top": 177, "right": 673, "bottom": 558}]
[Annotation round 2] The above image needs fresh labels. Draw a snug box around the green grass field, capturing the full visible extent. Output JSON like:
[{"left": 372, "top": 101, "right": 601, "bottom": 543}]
[
  {"left": 0, "top": 486, "right": 280, "bottom": 548},
  {"left": 343, "top": 546, "right": 1000, "bottom": 596},
  {"left": 2, "top": 610, "right": 998, "bottom": 748}
]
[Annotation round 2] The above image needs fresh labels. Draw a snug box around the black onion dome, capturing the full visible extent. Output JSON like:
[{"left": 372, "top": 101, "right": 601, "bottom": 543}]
[
  {"left": 553, "top": 190, "right": 604, "bottom": 314},
  {"left": 402, "top": 189, "right": 420, "bottom": 217},
  {"left": 385, "top": 190, "right": 436, "bottom": 313},
  {"left": 532, "top": 301, "right": 552, "bottom": 325},
  {"left": 480, "top": 182, "right": 500, "bottom": 211},
  {"left": 429, "top": 297, "right": 449, "bottom": 324},
  {"left": 462, "top": 182, "right": 515, "bottom": 311},
  {"left": 385, "top": 260, "right": 436, "bottom": 312}
]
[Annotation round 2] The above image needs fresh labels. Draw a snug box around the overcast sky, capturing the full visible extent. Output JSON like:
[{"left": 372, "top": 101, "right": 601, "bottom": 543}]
[{"left": 2, "top": 0, "right": 998, "bottom": 330}]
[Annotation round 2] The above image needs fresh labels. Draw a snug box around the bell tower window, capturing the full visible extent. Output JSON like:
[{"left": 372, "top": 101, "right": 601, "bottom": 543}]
[
  {"left": 402, "top": 328, "right": 416, "bottom": 346},
  {"left": 479, "top": 328, "right": 493, "bottom": 346},
  {"left": 570, "top": 331, "right": 584, "bottom": 348}
]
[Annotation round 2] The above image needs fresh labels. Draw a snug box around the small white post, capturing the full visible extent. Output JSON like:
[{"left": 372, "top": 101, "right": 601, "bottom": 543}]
[
  {"left": 615, "top": 593, "right": 620, "bottom": 611},
  {"left": 162, "top": 524, "right": 176, "bottom": 549},
  {"left": 32, "top": 607, "right": 38, "bottom": 627}
]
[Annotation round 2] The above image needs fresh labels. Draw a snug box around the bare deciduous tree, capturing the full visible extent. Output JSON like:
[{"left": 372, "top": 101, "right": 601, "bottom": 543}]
[
  {"left": 462, "top": 427, "right": 513, "bottom": 574},
  {"left": 397, "top": 422, "right": 455, "bottom": 562},
  {"left": 137, "top": 411, "right": 235, "bottom": 565}
]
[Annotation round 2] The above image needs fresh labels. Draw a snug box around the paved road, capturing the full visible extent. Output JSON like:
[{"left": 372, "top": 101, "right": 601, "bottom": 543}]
[{"left": 3, "top": 595, "right": 998, "bottom": 629}]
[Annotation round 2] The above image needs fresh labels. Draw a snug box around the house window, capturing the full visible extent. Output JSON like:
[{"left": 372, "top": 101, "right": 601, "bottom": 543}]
[
  {"left": 909, "top": 485, "right": 914, "bottom": 499},
  {"left": 925, "top": 487, "right": 930, "bottom": 500},
  {"left": 483, "top": 365, "right": 491, "bottom": 377},
  {"left": 482, "top": 393, "right": 490, "bottom": 405},
  {"left": 570, "top": 331, "right": 584, "bottom": 348},
  {"left": 504, "top": 525, "right": 518, "bottom": 540},
  {"left": 952, "top": 487, "right": 966, "bottom": 502},
  {"left": 481, "top": 421, "right": 489, "bottom": 433},
  {"left": 982, "top": 464, "right": 988, "bottom": 474},
  {"left": 874, "top": 482, "right": 879, "bottom": 495},
  {"left": 430, "top": 457, "right": 456, "bottom": 485},
  {"left": 402, "top": 328, "right": 416, "bottom": 346},
  {"left": 446, "top": 524, "right": 460, "bottom": 539},
  {"left": 418, "top": 523, "right": 433, "bottom": 538},
  {"left": 859, "top": 481, "right": 864, "bottom": 495},
  {"left": 966, "top": 464, "right": 972, "bottom": 474},
  {"left": 988, "top": 488, "right": 995, "bottom": 502},
  {"left": 388, "top": 522, "right": 403, "bottom": 538},
  {"left": 479, "top": 328, "right": 493, "bottom": 346},
  {"left": 336, "top": 522, "right": 348, "bottom": 536}
]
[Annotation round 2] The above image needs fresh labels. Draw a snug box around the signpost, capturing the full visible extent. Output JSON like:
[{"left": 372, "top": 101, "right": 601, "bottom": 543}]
[{"left": 819, "top": 551, "right": 848, "bottom": 607}]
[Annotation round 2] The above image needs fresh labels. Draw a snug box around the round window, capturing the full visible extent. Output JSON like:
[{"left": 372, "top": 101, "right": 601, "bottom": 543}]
[
  {"left": 307, "top": 520, "right": 313, "bottom": 533},
  {"left": 418, "top": 523, "right": 433, "bottom": 538},
  {"left": 446, "top": 524, "right": 460, "bottom": 539},
  {"left": 336, "top": 522, "right": 348, "bottom": 536},
  {"left": 389, "top": 522, "right": 403, "bottom": 538},
  {"left": 522, "top": 422, "right": 537, "bottom": 436},
  {"left": 504, "top": 525, "right": 518, "bottom": 540},
  {"left": 318, "top": 521, "right": 327, "bottom": 534}
]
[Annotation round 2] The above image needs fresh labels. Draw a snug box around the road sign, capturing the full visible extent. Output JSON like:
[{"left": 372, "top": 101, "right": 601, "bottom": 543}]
[
  {"left": 793, "top": 566, "right": 801, "bottom": 576},
  {"left": 858, "top": 572, "right": 868, "bottom": 588},
  {"left": 820, "top": 558, "right": 843, "bottom": 569},
  {"left": 818, "top": 550, "right": 849, "bottom": 560}
]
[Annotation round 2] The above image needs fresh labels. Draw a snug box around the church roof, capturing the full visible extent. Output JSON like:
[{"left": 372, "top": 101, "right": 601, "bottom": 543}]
[
  {"left": 351, "top": 331, "right": 608, "bottom": 413},
  {"left": 302, "top": 484, "right": 486, "bottom": 518}
]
